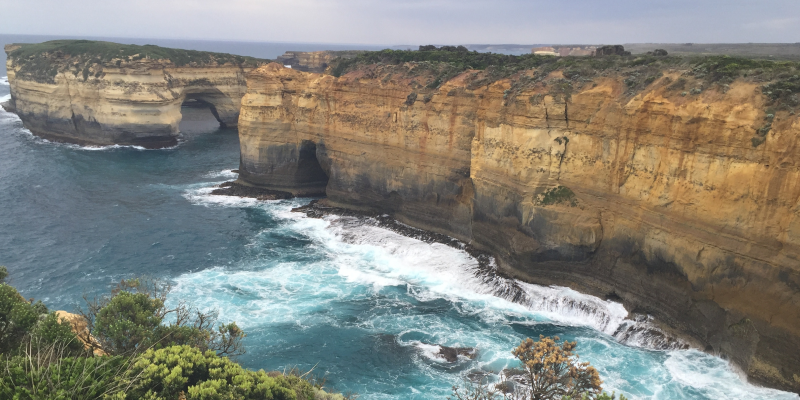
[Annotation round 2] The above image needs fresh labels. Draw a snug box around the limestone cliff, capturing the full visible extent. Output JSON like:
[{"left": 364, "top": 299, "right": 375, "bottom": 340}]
[
  {"left": 276, "top": 50, "right": 363, "bottom": 73},
  {"left": 237, "top": 59, "right": 800, "bottom": 392},
  {"left": 4, "top": 40, "right": 267, "bottom": 148}
]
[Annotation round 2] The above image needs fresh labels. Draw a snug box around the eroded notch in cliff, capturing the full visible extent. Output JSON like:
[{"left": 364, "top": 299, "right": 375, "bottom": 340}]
[
  {"left": 182, "top": 97, "right": 227, "bottom": 128},
  {"left": 296, "top": 140, "right": 330, "bottom": 191}
]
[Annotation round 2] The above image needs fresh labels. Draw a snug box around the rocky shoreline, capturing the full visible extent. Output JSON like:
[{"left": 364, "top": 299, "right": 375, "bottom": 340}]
[
  {"left": 209, "top": 191, "right": 693, "bottom": 358},
  {"left": 211, "top": 180, "right": 293, "bottom": 200},
  {"left": 231, "top": 61, "right": 800, "bottom": 392}
]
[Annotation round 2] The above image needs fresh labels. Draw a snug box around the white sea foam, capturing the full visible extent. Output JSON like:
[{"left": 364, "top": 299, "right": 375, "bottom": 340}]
[
  {"left": 202, "top": 169, "right": 238, "bottom": 179},
  {"left": 411, "top": 342, "right": 449, "bottom": 363},
  {"left": 6, "top": 122, "right": 169, "bottom": 151},
  {"left": 659, "top": 350, "right": 797, "bottom": 400},
  {"left": 1, "top": 76, "right": 8, "bottom": 86},
  {"left": 182, "top": 185, "right": 262, "bottom": 208},
  {"left": 175, "top": 194, "right": 800, "bottom": 399}
]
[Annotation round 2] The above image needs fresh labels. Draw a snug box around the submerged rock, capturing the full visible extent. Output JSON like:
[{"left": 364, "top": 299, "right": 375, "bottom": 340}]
[
  {"left": 211, "top": 181, "right": 293, "bottom": 200},
  {"left": 436, "top": 345, "right": 477, "bottom": 363}
]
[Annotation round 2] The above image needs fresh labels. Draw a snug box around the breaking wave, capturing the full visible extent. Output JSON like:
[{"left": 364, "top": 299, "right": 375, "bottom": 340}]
[{"left": 169, "top": 178, "right": 799, "bottom": 399}]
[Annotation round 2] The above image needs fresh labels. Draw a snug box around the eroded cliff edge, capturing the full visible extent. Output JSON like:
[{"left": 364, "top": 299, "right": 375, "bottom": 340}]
[
  {"left": 237, "top": 57, "right": 800, "bottom": 391},
  {"left": 3, "top": 40, "right": 267, "bottom": 148}
]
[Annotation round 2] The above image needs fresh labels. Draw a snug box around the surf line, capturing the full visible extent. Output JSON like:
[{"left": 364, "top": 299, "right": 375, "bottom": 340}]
[{"left": 291, "top": 200, "right": 689, "bottom": 352}]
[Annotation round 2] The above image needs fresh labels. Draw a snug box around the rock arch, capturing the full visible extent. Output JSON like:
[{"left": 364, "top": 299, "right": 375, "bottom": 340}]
[{"left": 6, "top": 65, "right": 252, "bottom": 148}]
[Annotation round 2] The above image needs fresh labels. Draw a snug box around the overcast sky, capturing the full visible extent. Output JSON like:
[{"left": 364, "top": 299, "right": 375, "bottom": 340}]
[{"left": 1, "top": 0, "right": 798, "bottom": 45}]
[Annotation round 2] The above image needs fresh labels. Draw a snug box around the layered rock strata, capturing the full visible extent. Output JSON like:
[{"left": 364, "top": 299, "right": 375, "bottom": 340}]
[
  {"left": 238, "top": 62, "right": 800, "bottom": 392},
  {"left": 4, "top": 42, "right": 265, "bottom": 148}
]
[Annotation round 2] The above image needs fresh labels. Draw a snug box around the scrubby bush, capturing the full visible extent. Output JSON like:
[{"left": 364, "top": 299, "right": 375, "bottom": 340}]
[
  {"left": 119, "top": 345, "right": 313, "bottom": 400},
  {"left": 535, "top": 186, "right": 577, "bottom": 207},
  {"left": 450, "top": 336, "right": 625, "bottom": 400},
  {"left": 1, "top": 344, "right": 132, "bottom": 399},
  {"left": 81, "top": 278, "right": 245, "bottom": 357},
  {"left": 0, "top": 266, "right": 82, "bottom": 356},
  {"left": 0, "top": 269, "right": 345, "bottom": 399}
]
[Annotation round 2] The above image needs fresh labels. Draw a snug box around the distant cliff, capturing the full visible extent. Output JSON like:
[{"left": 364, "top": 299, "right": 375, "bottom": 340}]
[
  {"left": 3, "top": 40, "right": 268, "bottom": 148},
  {"left": 236, "top": 52, "right": 800, "bottom": 392},
  {"left": 275, "top": 50, "right": 363, "bottom": 73}
]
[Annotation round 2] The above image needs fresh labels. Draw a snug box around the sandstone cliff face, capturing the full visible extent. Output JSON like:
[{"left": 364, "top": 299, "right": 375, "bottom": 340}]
[
  {"left": 5, "top": 44, "right": 260, "bottom": 148},
  {"left": 238, "top": 63, "right": 800, "bottom": 392}
]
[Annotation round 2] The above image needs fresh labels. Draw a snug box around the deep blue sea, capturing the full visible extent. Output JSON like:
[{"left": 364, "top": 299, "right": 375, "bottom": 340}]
[{"left": 0, "top": 42, "right": 798, "bottom": 400}]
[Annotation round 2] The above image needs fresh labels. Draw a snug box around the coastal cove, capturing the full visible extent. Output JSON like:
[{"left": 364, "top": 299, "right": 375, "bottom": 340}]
[{"left": 0, "top": 75, "right": 797, "bottom": 400}]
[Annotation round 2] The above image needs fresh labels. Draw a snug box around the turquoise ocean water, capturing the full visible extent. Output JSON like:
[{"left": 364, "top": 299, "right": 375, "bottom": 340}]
[{"left": 0, "top": 63, "right": 798, "bottom": 400}]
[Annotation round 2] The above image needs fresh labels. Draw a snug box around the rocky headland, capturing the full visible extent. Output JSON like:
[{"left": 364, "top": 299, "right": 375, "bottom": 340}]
[
  {"left": 234, "top": 49, "right": 800, "bottom": 392},
  {"left": 276, "top": 50, "right": 363, "bottom": 73},
  {"left": 3, "top": 40, "right": 268, "bottom": 148}
]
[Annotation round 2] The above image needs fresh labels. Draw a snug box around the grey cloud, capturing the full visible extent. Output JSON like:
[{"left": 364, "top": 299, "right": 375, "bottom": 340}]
[{"left": 0, "top": 0, "right": 797, "bottom": 44}]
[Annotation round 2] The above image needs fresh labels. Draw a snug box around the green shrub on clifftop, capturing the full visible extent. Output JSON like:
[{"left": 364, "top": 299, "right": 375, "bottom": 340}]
[
  {"left": 0, "top": 266, "right": 83, "bottom": 356},
  {"left": 7, "top": 40, "right": 269, "bottom": 84},
  {"left": 81, "top": 278, "right": 245, "bottom": 357},
  {"left": 0, "top": 269, "right": 345, "bottom": 399},
  {"left": 117, "top": 345, "right": 314, "bottom": 400}
]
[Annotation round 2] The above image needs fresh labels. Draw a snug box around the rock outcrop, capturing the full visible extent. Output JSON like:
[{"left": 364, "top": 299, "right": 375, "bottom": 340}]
[
  {"left": 4, "top": 40, "right": 267, "bottom": 148},
  {"left": 55, "top": 310, "right": 105, "bottom": 356},
  {"left": 237, "top": 61, "right": 800, "bottom": 392},
  {"left": 276, "top": 50, "right": 363, "bottom": 73}
]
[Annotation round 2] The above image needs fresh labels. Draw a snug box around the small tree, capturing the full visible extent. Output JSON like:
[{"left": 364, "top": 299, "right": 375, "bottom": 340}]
[
  {"left": 511, "top": 335, "right": 602, "bottom": 400},
  {"left": 451, "top": 336, "right": 621, "bottom": 400},
  {"left": 80, "top": 277, "right": 245, "bottom": 357}
]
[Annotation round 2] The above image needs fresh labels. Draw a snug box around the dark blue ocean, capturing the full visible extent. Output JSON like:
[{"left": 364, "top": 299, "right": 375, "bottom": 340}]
[{"left": 0, "top": 38, "right": 798, "bottom": 400}]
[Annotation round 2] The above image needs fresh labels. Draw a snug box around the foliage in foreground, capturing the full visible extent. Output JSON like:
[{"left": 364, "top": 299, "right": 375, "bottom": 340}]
[
  {"left": 0, "top": 266, "right": 84, "bottom": 356},
  {"left": 2, "top": 342, "right": 343, "bottom": 400},
  {"left": 0, "top": 267, "right": 346, "bottom": 399},
  {"left": 80, "top": 277, "right": 245, "bottom": 357},
  {"left": 450, "top": 335, "right": 627, "bottom": 400}
]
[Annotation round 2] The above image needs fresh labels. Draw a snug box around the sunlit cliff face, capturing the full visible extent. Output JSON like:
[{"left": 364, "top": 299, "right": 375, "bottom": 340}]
[
  {"left": 5, "top": 46, "right": 253, "bottom": 148},
  {"left": 236, "top": 62, "right": 800, "bottom": 392}
]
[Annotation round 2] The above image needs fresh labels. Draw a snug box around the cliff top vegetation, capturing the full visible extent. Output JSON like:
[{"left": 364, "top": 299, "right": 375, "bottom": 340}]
[
  {"left": 329, "top": 45, "right": 800, "bottom": 118},
  {"left": 6, "top": 40, "right": 270, "bottom": 84},
  {"left": 0, "top": 267, "right": 348, "bottom": 399}
]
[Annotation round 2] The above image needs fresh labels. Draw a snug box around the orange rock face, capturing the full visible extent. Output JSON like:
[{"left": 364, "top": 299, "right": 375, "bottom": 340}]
[{"left": 238, "top": 62, "right": 800, "bottom": 391}]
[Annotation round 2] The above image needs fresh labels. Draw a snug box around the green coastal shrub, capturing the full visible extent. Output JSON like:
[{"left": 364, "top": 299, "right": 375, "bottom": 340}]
[
  {"left": 117, "top": 345, "right": 314, "bottom": 400},
  {"left": 81, "top": 278, "right": 245, "bottom": 357},
  {"left": 0, "top": 266, "right": 82, "bottom": 356},
  {"left": 0, "top": 270, "right": 345, "bottom": 399},
  {"left": 1, "top": 349, "right": 131, "bottom": 399}
]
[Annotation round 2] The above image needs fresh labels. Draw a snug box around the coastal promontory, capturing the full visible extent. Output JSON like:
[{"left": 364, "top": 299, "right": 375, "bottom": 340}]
[
  {"left": 236, "top": 49, "right": 800, "bottom": 392},
  {"left": 3, "top": 40, "right": 267, "bottom": 148}
]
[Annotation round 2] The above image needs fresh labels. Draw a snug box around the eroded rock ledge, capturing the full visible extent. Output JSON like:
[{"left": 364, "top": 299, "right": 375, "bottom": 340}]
[
  {"left": 4, "top": 40, "right": 268, "bottom": 148},
  {"left": 236, "top": 61, "right": 800, "bottom": 392}
]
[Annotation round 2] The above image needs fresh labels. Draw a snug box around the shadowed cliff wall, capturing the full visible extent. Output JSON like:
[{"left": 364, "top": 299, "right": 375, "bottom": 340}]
[{"left": 237, "top": 62, "right": 800, "bottom": 392}]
